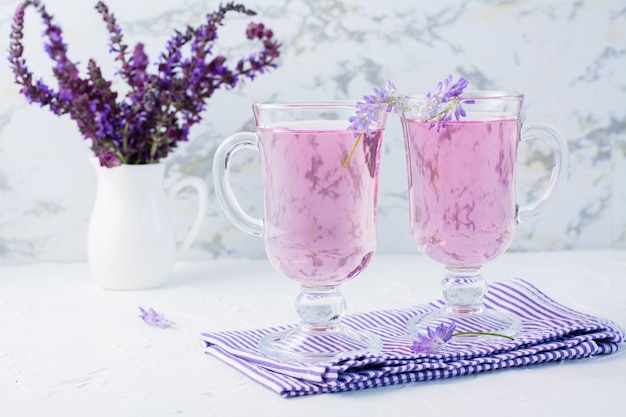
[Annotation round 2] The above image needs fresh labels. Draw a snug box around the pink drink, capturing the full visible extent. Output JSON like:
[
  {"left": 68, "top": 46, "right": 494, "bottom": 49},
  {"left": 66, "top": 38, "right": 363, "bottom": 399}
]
[
  {"left": 402, "top": 118, "right": 520, "bottom": 269},
  {"left": 258, "top": 121, "right": 383, "bottom": 286}
]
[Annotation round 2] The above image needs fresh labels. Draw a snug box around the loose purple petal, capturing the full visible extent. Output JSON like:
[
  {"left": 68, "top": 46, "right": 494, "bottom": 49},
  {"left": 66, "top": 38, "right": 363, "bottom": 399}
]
[{"left": 139, "top": 306, "right": 174, "bottom": 329}]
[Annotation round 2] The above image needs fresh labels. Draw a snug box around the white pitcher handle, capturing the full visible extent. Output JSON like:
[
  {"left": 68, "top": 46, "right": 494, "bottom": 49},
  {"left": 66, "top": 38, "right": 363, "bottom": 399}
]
[{"left": 166, "top": 176, "right": 208, "bottom": 256}]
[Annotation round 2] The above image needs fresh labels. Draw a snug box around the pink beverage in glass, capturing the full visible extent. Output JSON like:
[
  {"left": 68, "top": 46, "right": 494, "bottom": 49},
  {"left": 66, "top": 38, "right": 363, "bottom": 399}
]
[
  {"left": 259, "top": 121, "right": 383, "bottom": 286},
  {"left": 403, "top": 118, "right": 520, "bottom": 269},
  {"left": 214, "top": 102, "right": 388, "bottom": 362}
]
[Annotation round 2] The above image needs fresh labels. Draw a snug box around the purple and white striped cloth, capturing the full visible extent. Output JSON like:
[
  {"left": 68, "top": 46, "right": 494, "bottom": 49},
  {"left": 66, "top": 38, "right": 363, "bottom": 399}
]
[{"left": 200, "top": 278, "right": 624, "bottom": 397}]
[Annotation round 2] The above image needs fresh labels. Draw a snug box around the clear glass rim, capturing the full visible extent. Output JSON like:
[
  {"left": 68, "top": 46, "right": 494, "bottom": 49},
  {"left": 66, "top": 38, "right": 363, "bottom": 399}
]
[
  {"left": 407, "top": 90, "right": 524, "bottom": 101},
  {"left": 253, "top": 100, "right": 358, "bottom": 110}
]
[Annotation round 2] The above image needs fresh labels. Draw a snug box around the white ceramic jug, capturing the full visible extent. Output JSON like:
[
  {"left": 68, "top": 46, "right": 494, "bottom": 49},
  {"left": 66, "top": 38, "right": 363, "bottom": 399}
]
[{"left": 87, "top": 159, "right": 207, "bottom": 290}]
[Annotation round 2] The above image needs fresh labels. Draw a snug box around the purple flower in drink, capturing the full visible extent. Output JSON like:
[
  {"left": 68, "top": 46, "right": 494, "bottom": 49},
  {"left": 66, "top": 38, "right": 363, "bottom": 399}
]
[
  {"left": 419, "top": 75, "right": 474, "bottom": 131},
  {"left": 8, "top": 1, "right": 281, "bottom": 167},
  {"left": 410, "top": 321, "right": 456, "bottom": 354},
  {"left": 347, "top": 75, "right": 472, "bottom": 137},
  {"left": 348, "top": 80, "right": 408, "bottom": 135},
  {"left": 139, "top": 306, "right": 174, "bottom": 329},
  {"left": 343, "top": 81, "right": 407, "bottom": 172},
  {"left": 344, "top": 75, "right": 472, "bottom": 169}
]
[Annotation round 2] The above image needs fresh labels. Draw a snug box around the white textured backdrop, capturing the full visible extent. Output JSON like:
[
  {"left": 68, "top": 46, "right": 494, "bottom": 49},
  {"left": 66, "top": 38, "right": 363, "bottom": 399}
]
[{"left": 0, "top": 0, "right": 624, "bottom": 263}]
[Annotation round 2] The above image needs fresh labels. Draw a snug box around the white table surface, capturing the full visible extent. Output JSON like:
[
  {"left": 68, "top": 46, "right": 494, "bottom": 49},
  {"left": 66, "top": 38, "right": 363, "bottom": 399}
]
[{"left": 1, "top": 250, "right": 625, "bottom": 416}]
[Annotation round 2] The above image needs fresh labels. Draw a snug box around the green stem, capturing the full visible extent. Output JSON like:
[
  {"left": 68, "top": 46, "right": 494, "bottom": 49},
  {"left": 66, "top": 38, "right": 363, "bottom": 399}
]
[
  {"left": 149, "top": 139, "right": 160, "bottom": 163},
  {"left": 342, "top": 133, "right": 363, "bottom": 168},
  {"left": 452, "top": 332, "right": 515, "bottom": 341},
  {"left": 115, "top": 150, "right": 126, "bottom": 164},
  {"left": 424, "top": 100, "right": 458, "bottom": 122},
  {"left": 122, "top": 122, "right": 129, "bottom": 156}
]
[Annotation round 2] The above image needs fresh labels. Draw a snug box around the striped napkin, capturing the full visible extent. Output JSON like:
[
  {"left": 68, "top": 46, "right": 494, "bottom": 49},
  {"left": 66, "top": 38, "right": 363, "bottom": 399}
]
[{"left": 200, "top": 278, "right": 624, "bottom": 397}]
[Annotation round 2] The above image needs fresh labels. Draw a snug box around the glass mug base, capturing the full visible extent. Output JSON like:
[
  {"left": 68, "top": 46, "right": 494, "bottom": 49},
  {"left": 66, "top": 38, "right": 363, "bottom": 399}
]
[
  {"left": 408, "top": 268, "right": 522, "bottom": 339},
  {"left": 259, "top": 324, "right": 382, "bottom": 363},
  {"left": 407, "top": 307, "right": 522, "bottom": 340}
]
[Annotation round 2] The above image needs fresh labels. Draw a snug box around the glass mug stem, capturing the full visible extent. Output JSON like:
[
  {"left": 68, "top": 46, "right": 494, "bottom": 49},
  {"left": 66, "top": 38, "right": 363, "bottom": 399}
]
[
  {"left": 440, "top": 268, "right": 487, "bottom": 315},
  {"left": 296, "top": 286, "right": 345, "bottom": 331},
  {"left": 516, "top": 123, "right": 569, "bottom": 223}
]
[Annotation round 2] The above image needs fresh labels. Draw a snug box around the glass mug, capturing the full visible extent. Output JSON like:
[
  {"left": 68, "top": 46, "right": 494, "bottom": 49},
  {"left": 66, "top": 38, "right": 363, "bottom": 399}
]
[
  {"left": 213, "top": 101, "right": 387, "bottom": 362},
  {"left": 400, "top": 91, "right": 568, "bottom": 337}
]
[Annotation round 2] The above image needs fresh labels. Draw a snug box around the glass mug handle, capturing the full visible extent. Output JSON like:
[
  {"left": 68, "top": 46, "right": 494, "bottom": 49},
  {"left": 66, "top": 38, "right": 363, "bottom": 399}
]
[
  {"left": 212, "top": 132, "right": 264, "bottom": 236},
  {"left": 517, "top": 123, "right": 569, "bottom": 223}
]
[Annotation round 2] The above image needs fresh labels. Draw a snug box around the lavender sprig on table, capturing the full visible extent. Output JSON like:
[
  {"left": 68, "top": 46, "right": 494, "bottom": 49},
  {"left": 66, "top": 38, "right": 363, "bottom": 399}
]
[
  {"left": 410, "top": 322, "right": 457, "bottom": 354},
  {"left": 410, "top": 321, "right": 515, "bottom": 354},
  {"left": 9, "top": 0, "right": 281, "bottom": 168}
]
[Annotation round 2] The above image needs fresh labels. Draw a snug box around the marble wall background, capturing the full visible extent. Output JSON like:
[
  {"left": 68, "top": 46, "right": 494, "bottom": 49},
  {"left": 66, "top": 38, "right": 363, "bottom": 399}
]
[{"left": 0, "top": 0, "right": 624, "bottom": 263}]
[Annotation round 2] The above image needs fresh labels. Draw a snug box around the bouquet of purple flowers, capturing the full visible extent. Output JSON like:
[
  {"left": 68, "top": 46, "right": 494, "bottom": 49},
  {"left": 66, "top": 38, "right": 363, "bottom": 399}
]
[{"left": 9, "top": 1, "right": 281, "bottom": 167}]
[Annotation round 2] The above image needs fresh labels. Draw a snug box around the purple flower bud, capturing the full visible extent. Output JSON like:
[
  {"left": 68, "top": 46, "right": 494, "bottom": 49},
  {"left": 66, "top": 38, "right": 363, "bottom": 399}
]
[
  {"left": 410, "top": 321, "right": 457, "bottom": 354},
  {"left": 9, "top": 1, "right": 280, "bottom": 166},
  {"left": 96, "top": 148, "right": 121, "bottom": 168}
]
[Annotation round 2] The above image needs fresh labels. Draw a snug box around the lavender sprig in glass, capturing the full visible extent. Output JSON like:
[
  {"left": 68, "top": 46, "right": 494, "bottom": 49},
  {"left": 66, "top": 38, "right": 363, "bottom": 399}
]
[
  {"left": 343, "top": 75, "right": 472, "bottom": 168},
  {"left": 9, "top": 1, "right": 281, "bottom": 168},
  {"left": 342, "top": 80, "right": 407, "bottom": 169},
  {"left": 416, "top": 75, "right": 475, "bottom": 132}
]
